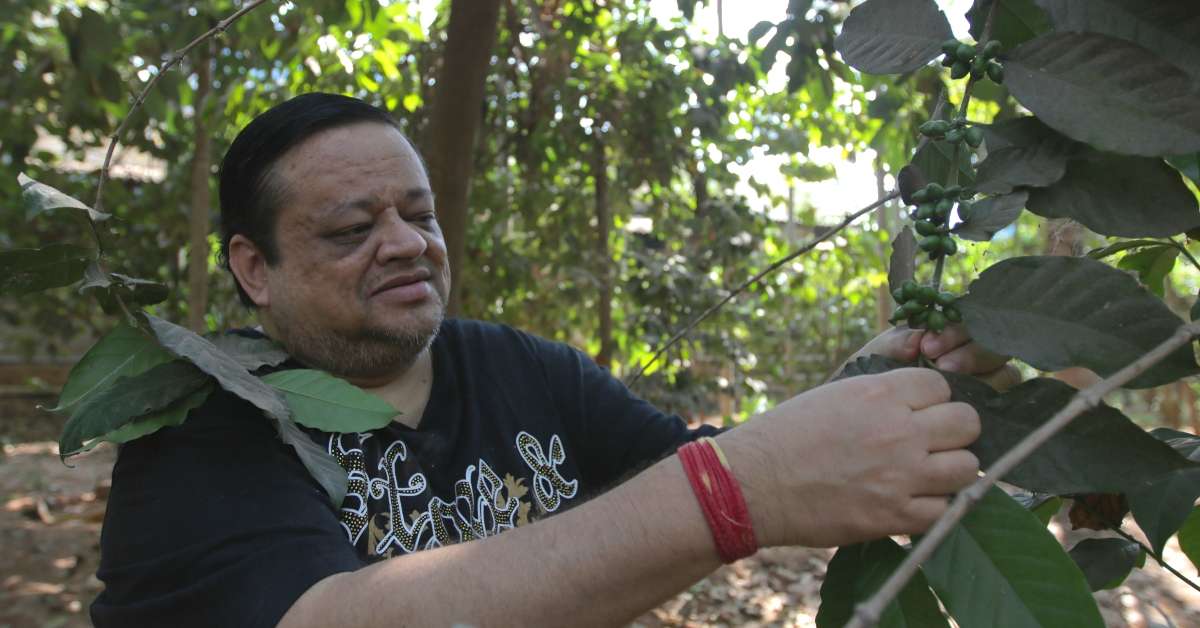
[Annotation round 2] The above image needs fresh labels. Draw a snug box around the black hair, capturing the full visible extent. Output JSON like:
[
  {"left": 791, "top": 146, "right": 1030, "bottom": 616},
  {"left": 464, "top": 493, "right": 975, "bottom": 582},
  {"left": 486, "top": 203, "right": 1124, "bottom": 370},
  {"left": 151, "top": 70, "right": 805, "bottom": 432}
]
[{"left": 218, "top": 92, "right": 403, "bottom": 308}]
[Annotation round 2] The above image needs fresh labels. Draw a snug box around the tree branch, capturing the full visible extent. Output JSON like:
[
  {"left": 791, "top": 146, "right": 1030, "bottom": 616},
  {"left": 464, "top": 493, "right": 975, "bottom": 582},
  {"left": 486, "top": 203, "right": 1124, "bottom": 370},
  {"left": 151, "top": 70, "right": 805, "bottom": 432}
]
[
  {"left": 625, "top": 190, "right": 900, "bottom": 387},
  {"left": 846, "top": 318, "right": 1200, "bottom": 628},
  {"left": 92, "top": 0, "right": 273, "bottom": 222}
]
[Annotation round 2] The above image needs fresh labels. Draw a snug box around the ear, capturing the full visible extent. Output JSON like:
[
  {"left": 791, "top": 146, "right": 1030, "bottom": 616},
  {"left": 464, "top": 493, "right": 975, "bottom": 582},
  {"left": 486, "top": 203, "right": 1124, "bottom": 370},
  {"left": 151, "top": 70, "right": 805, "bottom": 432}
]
[{"left": 228, "top": 234, "right": 271, "bottom": 308}]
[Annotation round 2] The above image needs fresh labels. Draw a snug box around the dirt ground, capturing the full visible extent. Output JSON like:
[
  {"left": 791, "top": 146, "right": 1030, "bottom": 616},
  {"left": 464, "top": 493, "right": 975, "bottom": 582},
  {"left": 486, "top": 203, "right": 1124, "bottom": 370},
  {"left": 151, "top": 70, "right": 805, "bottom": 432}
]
[{"left": 2, "top": 395, "right": 1198, "bottom": 628}]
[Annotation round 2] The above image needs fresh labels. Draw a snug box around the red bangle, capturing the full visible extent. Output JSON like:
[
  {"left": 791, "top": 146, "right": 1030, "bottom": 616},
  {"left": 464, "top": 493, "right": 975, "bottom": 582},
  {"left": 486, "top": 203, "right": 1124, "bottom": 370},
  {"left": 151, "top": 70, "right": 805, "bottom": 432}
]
[{"left": 678, "top": 437, "right": 757, "bottom": 563}]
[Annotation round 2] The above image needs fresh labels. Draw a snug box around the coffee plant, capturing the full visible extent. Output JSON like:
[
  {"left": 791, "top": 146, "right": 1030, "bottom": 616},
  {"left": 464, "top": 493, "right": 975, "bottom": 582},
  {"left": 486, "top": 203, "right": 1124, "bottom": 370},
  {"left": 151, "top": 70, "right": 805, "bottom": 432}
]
[
  {"left": 819, "top": 1, "right": 1200, "bottom": 626},
  {"left": 2, "top": 0, "right": 1200, "bottom": 626}
]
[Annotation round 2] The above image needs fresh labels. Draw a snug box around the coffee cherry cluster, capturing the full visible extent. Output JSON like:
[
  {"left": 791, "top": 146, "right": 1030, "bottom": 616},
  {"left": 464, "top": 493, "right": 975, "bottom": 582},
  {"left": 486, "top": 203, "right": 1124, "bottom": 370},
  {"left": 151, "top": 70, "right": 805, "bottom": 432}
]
[
  {"left": 909, "top": 182, "right": 970, "bottom": 260},
  {"left": 940, "top": 38, "right": 1003, "bottom": 84},
  {"left": 918, "top": 118, "right": 984, "bottom": 148},
  {"left": 890, "top": 279, "right": 962, "bottom": 333}
]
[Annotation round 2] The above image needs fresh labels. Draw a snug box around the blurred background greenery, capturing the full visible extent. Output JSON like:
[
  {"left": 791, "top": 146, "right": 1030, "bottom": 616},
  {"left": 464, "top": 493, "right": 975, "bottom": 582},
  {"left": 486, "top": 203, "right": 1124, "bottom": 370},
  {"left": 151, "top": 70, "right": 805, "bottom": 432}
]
[{"left": 3, "top": 0, "right": 1197, "bottom": 428}]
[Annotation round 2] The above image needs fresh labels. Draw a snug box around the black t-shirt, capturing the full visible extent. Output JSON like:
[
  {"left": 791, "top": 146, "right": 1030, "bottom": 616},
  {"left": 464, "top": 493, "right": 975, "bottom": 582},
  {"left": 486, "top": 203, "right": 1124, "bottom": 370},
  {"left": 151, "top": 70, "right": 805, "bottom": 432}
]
[{"left": 91, "top": 318, "right": 719, "bottom": 627}]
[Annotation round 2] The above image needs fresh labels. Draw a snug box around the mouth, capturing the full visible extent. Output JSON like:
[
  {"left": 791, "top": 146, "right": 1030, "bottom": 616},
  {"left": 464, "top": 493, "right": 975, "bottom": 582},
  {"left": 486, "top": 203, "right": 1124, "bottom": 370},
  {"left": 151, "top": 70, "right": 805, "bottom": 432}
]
[{"left": 371, "top": 269, "right": 434, "bottom": 300}]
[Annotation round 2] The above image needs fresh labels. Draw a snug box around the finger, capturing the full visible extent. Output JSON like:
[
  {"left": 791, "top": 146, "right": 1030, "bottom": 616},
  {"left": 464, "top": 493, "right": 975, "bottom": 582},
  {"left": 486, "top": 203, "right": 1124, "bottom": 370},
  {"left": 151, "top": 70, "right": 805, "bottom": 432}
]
[
  {"left": 867, "top": 326, "right": 924, "bottom": 363},
  {"left": 920, "top": 322, "right": 972, "bottom": 360},
  {"left": 913, "top": 449, "right": 980, "bottom": 496},
  {"left": 912, "top": 402, "right": 980, "bottom": 451},
  {"left": 934, "top": 340, "right": 1010, "bottom": 376},
  {"left": 873, "top": 368, "right": 951, "bottom": 410},
  {"left": 892, "top": 496, "right": 951, "bottom": 535},
  {"left": 977, "top": 363, "right": 1024, "bottom": 392}
]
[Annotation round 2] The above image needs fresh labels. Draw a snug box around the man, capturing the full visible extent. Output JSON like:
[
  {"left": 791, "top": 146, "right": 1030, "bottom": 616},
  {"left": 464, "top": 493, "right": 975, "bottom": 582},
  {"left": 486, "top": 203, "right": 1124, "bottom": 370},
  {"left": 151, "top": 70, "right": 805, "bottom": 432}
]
[{"left": 92, "top": 93, "right": 1016, "bottom": 627}]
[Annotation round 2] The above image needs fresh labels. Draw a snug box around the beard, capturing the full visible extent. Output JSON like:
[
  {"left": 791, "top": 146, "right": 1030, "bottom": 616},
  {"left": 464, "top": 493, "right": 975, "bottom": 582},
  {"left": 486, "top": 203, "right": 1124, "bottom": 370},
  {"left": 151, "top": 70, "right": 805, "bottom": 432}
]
[{"left": 269, "top": 294, "right": 444, "bottom": 381}]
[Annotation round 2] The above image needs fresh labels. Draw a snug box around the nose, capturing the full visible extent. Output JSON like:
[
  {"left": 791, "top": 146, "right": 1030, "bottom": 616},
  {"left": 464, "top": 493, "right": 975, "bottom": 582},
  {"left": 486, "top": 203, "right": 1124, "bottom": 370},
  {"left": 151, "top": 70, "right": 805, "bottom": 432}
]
[{"left": 374, "top": 207, "right": 428, "bottom": 264}]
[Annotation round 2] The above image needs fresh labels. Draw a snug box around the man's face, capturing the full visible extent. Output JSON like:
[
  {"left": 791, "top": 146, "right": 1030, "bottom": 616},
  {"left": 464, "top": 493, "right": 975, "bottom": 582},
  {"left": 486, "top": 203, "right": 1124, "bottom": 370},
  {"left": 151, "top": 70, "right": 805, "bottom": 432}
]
[{"left": 258, "top": 122, "right": 449, "bottom": 382}]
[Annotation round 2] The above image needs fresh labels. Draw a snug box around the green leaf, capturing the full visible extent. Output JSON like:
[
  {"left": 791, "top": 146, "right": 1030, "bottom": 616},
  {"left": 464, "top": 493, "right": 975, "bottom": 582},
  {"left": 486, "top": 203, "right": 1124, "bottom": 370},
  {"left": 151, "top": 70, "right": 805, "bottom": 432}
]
[
  {"left": 967, "top": 0, "right": 1053, "bottom": 54},
  {"left": 203, "top": 333, "right": 291, "bottom": 371},
  {"left": 816, "top": 538, "right": 950, "bottom": 628},
  {"left": 979, "top": 116, "right": 1059, "bottom": 152},
  {"left": 952, "top": 191, "right": 1028, "bottom": 242},
  {"left": 888, "top": 226, "right": 917, "bottom": 296},
  {"left": 1013, "top": 493, "right": 1065, "bottom": 526},
  {"left": 76, "top": 381, "right": 213, "bottom": 454},
  {"left": 1128, "top": 430, "right": 1200, "bottom": 557},
  {"left": 259, "top": 369, "right": 398, "bottom": 433},
  {"left": 747, "top": 20, "right": 775, "bottom": 45},
  {"left": 1025, "top": 154, "right": 1200, "bottom": 238},
  {"left": 1067, "top": 538, "right": 1142, "bottom": 592},
  {"left": 51, "top": 319, "right": 176, "bottom": 415},
  {"left": 957, "top": 256, "right": 1200, "bottom": 388},
  {"left": 145, "top": 315, "right": 348, "bottom": 506},
  {"left": 897, "top": 164, "right": 928, "bottom": 206},
  {"left": 1167, "top": 152, "right": 1200, "bottom": 185},
  {"left": 836, "top": 356, "right": 1198, "bottom": 494},
  {"left": 1001, "top": 32, "right": 1200, "bottom": 157},
  {"left": 18, "top": 173, "right": 108, "bottom": 223},
  {"left": 1178, "top": 506, "right": 1200, "bottom": 575},
  {"left": 0, "top": 244, "right": 95, "bottom": 298},
  {"left": 1034, "top": 0, "right": 1200, "bottom": 84},
  {"left": 833, "top": 0, "right": 954, "bottom": 74},
  {"left": 922, "top": 486, "right": 1105, "bottom": 628},
  {"left": 1116, "top": 245, "right": 1179, "bottom": 299},
  {"left": 60, "top": 361, "right": 211, "bottom": 456},
  {"left": 1085, "top": 239, "right": 1174, "bottom": 261},
  {"left": 80, "top": 271, "right": 170, "bottom": 313},
  {"left": 912, "top": 139, "right": 974, "bottom": 189},
  {"left": 970, "top": 136, "right": 1098, "bottom": 195}
]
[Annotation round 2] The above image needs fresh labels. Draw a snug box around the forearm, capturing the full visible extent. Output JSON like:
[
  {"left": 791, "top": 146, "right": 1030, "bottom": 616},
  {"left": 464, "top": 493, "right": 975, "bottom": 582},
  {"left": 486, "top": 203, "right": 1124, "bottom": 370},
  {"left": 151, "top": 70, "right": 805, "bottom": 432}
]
[{"left": 278, "top": 454, "right": 720, "bottom": 628}]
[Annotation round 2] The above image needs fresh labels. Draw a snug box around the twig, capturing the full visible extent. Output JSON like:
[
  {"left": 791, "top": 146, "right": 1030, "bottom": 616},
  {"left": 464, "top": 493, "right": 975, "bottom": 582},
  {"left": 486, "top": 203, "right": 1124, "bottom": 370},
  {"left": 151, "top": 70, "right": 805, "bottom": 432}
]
[
  {"left": 92, "top": 0, "right": 273, "bottom": 220},
  {"left": 1072, "top": 496, "right": 1200, "bottom": 594},
  {"left": 625, "top": 190, "right": 900, "bottom": 386},
  {"left": 845, "top": 319, "right": 1200, "bottom": 628}
]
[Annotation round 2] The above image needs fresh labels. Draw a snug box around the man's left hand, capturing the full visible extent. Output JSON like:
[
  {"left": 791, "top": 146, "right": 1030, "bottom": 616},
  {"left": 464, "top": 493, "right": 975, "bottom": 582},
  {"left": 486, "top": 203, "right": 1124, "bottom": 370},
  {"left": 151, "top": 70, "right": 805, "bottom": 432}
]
[{"left": 843, "top": 323, "right": 1022, "bottom": 392}]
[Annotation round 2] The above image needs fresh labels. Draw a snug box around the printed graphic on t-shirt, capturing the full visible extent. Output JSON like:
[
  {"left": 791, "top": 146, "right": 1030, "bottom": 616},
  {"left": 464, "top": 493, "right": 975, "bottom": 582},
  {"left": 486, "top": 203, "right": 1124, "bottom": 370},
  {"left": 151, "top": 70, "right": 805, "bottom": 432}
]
[{"left": 326, "top": 431, "right": 578, "bottom": 558}]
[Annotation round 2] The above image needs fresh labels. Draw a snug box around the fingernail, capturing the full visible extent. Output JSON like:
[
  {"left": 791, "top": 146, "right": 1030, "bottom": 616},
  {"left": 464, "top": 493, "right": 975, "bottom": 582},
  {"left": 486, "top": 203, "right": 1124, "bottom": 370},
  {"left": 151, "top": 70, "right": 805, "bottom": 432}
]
[{"left": 940, "top": 360, "right": 960, "bottom": 372}]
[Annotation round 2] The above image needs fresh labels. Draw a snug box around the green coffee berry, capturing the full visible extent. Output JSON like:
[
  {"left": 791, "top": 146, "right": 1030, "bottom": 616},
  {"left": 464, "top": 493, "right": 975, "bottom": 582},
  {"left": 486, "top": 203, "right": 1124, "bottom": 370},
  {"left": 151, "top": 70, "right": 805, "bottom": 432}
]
[
  {"left": 956, "top": 44, "right": 976, "bottom": 61},
  {"left": 927, "top": 310, "right": 947, "bottom": 333},
  {"left": 916, "top": 285, "right": 937, "bottom": 305},
  {"left": 931, "top": 120, "right": 951, "bottom": 136},
  {"left": 910, "top": 309, "right": 930, "bottom": 325},
  {"left": 971, "top": 54, "right": 988, "bottom": 76},
  {"left": 943, "top": 185, "right": 962, "bottom": 199},
  {"left": 950, "top": 60, "right": 970, "bottom": 80},
  {"left": 903, "top": 299, "right": 925, "bottom": 316},
  {"left": 892, "top": 306, "right": 908, "bottom": 321},
  {"left": 901, "top": 279, "right": 918, "bottom": 300},
  {"left": 919, "top": 120, "right": 938, "bottom": 135},
  {"left": 945, "top": 129, "right": 965, "bottom": 144},
  {"left": 916, "top": 204, "right": 935, "bottom": 220},
  {"left": 919, "top": 235, "right": 942, "bottom": 252},
  {"left": 915, "top": 220, "right": 938, "bottom": 236},
  {"left": 964, "top": 126, "right": 985, "bottom": 148},
  {"left": 912, "top": 189, "right": 930, "bottom": 204},
  {"left": 892, "top": 287, "right": 905, "bottom": 303},
  {"left": 941, "top": 56, "right": 957, "bottom": 68},
  {"left": 942, "top": 39, "right": 962, "bottom": 56},
  {"left": 944, "top": 306, "right": 963, "bottom": 323},
  {"left": 925, "top": 183, "right": 944, "bottom": 199},
  {"left": 941, "top": 236, "right": 959, "bottom": 255},
  {"left": 987, "top": 61, "right": 1004, "bottom": 84},
  {"left": 936, "top": 198, "right": 955, "bottom": 218},
  {"left": 957, "top": 200, "right": 973, "bottom": 222},
  {"left": 935, "top": 291, "right": 956, "bottom": 307},
  {"left": 983, "top": 40, "right": 1002, "bottom": 59}
]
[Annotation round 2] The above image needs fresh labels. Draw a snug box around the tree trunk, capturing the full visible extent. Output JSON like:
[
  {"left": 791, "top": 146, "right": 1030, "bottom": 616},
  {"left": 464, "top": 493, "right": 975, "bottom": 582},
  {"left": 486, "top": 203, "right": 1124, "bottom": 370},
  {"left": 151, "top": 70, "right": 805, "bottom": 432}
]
[
  {"left": 425, "top": 0, "right": 503, "bottom": 318},
  {"left": 187, "top": 47, "right": 212, "bottom": 334},
  {"left": 594, "top": 140, "right": 612, "bottom": 369}
]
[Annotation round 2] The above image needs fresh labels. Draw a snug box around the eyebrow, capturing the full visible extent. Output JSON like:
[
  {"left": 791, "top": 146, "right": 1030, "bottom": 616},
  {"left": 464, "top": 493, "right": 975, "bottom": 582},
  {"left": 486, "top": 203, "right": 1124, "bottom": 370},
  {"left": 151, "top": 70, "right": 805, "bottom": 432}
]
[{"left": 321, "top": 188, "right": 434, "bottom": 217}]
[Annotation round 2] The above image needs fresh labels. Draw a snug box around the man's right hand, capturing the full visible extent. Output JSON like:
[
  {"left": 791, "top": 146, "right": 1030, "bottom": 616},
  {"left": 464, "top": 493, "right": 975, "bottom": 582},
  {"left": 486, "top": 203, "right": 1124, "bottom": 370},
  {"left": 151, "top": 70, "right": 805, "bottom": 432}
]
[{"left": 719, "top": 368, "right": 980, "bottom": 549}]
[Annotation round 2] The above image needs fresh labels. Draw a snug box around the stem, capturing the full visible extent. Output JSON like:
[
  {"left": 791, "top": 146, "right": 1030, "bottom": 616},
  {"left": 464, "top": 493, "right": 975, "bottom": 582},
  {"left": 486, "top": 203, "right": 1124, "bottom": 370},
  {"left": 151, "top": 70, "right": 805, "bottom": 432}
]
[
  {"left": 92, "top": 0, "right": 271, "bottom": 240},
  {"left": 1168, "top": 237, "right": 1200, "bottom": 274},
  {"left": 1072, "top": 497, "right": 1200, "bottom": 595},
  {"left": 625, "top": 190, "right": 901, "bottom": 387},
  {"left": 846, "top": 319, "right": 1200, "bottom": 628}
]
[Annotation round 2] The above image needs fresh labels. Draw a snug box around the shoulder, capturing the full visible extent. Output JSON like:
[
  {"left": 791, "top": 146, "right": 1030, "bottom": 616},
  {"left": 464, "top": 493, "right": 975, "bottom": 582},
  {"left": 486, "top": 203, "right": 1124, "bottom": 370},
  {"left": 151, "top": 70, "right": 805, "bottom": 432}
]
[{"left": 438, "top": 318, "right": 578, "bottom": 361}]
